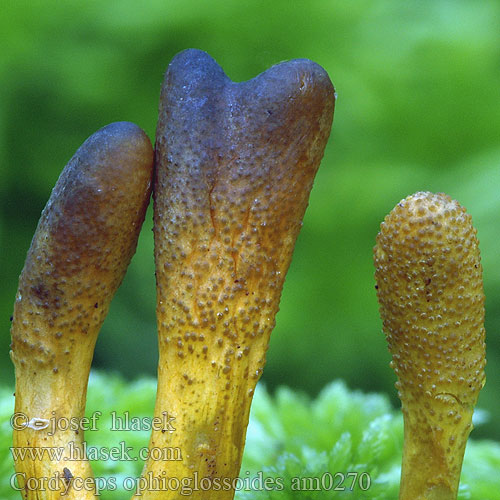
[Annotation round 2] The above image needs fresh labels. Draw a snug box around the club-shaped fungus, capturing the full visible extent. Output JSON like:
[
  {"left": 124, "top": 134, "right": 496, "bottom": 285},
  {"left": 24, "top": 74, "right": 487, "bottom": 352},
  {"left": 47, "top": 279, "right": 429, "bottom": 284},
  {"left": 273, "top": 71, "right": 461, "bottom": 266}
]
[
  {"left": 374, "top": 191, "right": 486, "bottom": 500},
  {"left": 10, "top": 122, "right": 153, "bottom": 498}
]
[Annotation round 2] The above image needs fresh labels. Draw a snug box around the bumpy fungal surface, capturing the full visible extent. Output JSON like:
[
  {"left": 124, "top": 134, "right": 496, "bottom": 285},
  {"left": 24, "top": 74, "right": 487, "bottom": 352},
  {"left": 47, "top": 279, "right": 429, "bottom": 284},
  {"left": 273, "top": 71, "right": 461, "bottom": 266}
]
[
  {"left": 10, "top": 122, "right": 153, "bottom": 499},
  {"left": 374, "top": 191, "right": 486, "bottom": 500},
  {"left": 142, "top": 49, "right": 335, "bottom": 499}
]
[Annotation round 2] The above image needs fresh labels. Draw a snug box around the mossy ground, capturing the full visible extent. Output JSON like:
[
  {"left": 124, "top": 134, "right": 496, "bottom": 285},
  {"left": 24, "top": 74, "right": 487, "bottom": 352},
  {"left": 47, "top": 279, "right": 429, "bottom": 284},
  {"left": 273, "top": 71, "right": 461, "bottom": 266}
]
[{"left": 1, "top": 372, "right": 499, "bottom": 499}]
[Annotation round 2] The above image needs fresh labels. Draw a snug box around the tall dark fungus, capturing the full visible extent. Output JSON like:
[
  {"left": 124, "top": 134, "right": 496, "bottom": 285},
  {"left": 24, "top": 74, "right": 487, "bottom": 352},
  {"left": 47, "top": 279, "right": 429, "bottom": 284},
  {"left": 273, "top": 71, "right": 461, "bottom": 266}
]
[{"left": 141, "top": 49, "right": 335, "bottom": 499}]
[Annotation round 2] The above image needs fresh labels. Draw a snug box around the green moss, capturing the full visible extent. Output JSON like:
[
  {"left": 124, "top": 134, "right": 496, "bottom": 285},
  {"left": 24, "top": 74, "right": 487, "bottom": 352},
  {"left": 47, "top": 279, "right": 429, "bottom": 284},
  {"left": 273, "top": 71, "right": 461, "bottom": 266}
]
[{"left": 2, "top": 372, "right": 499, "bottom": 498}]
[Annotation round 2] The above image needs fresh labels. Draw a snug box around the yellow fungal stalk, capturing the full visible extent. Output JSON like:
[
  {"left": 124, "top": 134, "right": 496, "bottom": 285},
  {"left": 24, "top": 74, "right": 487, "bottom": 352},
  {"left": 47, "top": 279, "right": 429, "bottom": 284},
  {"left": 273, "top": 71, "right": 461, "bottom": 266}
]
[
  {"left": 138, "top": 49, "right": 335, "bottom": 499},
  {"left": 374, "top": 191, "right": 486, "bottom": 500},
  {"left": 10, "top": 122, "right": 153, "bottom": 499}
]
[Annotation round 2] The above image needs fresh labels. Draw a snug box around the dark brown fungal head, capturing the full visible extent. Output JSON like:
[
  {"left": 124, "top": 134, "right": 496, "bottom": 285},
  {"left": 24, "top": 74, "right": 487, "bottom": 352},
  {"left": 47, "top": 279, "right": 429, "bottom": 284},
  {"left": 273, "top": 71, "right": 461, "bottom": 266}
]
[
  {"left": 25, "top": 121, "right": 152, "bottom": 281},
  {"left": 11, "top": 122, "right": 153, "bottom": 367},
  {"left": 154, "top": 49, "right": 335, "bottom": 348}
]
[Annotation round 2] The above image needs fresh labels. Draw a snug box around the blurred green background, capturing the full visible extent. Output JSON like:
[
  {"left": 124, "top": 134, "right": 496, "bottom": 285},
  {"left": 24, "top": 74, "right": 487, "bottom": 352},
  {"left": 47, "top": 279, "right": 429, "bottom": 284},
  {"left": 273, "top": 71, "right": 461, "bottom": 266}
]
[{"left": 1, "top": 0, "right": 499, "bottom": 440}]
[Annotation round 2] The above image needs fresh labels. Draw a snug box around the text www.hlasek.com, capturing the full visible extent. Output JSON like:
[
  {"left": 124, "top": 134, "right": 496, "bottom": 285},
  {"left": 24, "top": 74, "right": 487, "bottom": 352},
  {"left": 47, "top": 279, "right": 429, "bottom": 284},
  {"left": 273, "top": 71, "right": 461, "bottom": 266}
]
[{"left": 10, "top": 441, "right": 181, "bottom": 462}]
